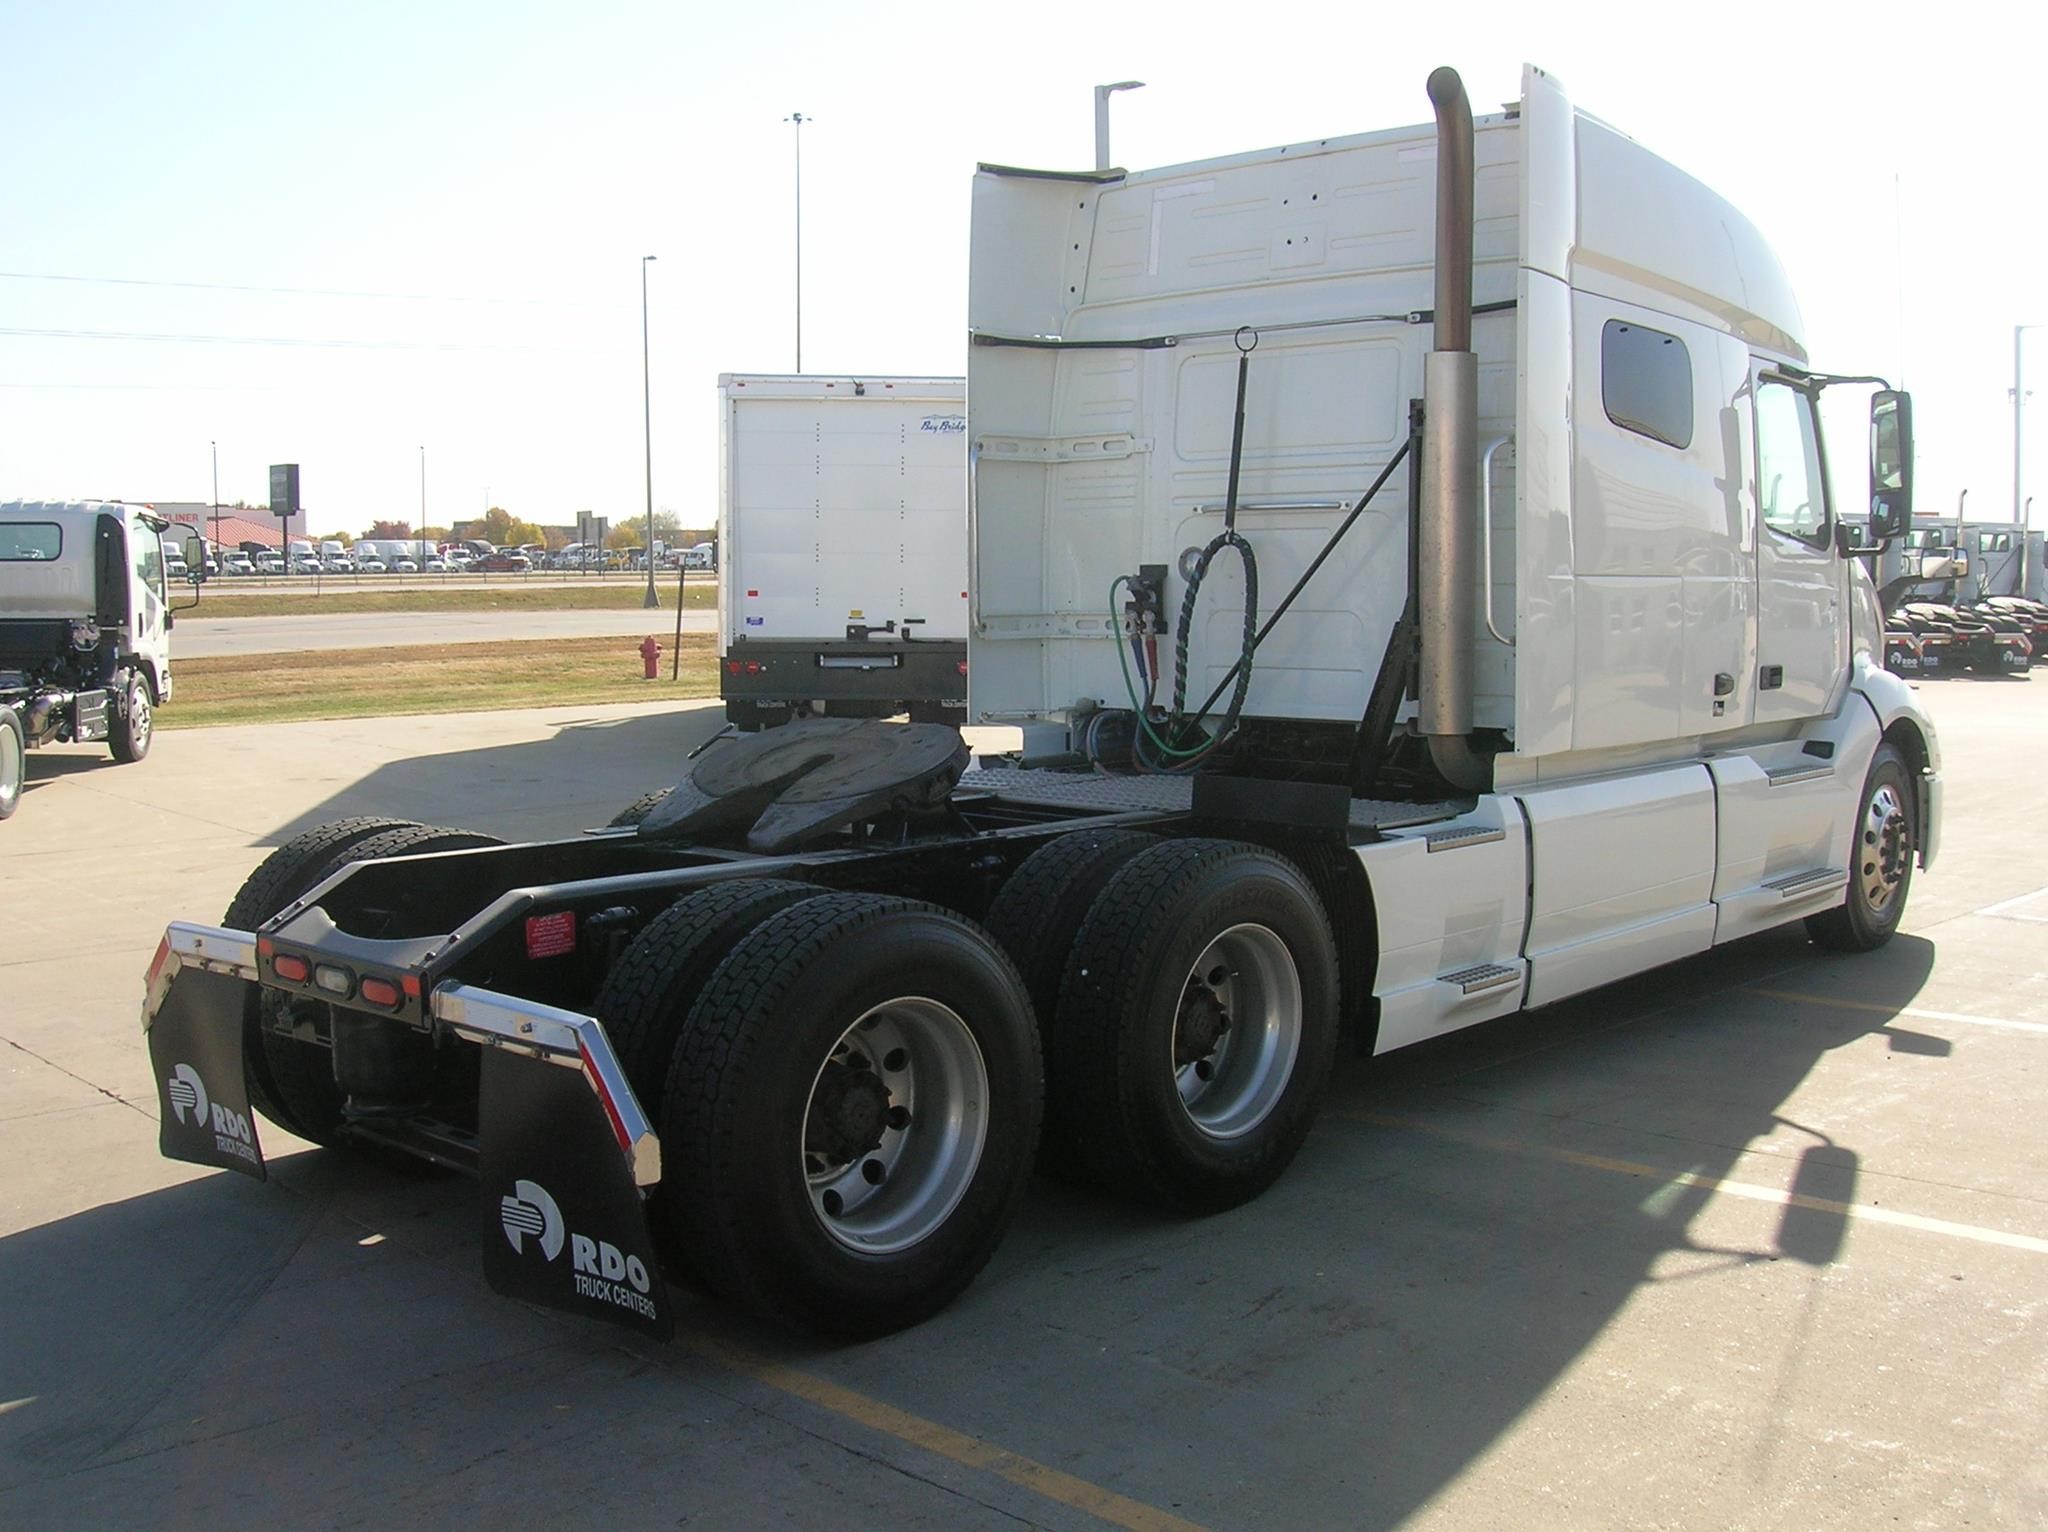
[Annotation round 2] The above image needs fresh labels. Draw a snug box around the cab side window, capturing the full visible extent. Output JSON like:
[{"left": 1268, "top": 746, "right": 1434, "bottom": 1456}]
[
  {"left": 133, "top": 527, "right": 165, "bottom": 591},
  {"left": 1755, "top": 379, "right": 1828, "bottom": 545}
]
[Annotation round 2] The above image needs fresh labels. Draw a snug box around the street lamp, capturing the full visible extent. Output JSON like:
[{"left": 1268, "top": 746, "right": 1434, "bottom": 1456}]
[
  {"left": 1094, "top": 80, "right": 1144, "bottom": 171},
  {"left": 641, "top": 254, "right": 660, "bottom": 610},
  {"left": 419, "top": 446, "right": 428, "bottom": 573},
  {"left": 2015, "top": 323, "right": 2041, "bottom": 527},
  {"left": 785, "top": 112, "right": 808, "bottom": 372},
  {"left": 210, "top": 440, "right": 219, "bottom": 562}
]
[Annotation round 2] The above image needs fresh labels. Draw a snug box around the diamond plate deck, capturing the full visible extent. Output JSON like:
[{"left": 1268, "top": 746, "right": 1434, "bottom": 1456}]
[{"left": 956, "top": 767, "right": 1459, "bottom": 831}]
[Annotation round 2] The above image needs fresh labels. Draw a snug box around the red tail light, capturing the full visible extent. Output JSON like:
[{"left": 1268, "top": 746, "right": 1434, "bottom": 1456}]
[
  {"left": 359, "top": 977, "right": 402, "bottom": 1008},
  {"left": 272, "top": 953, "right": 311, "bottom": 983}
]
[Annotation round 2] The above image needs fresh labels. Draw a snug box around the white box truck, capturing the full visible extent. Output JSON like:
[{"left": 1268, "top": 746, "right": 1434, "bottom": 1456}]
[
  {"left": 141, "top": 65, "right": 1938, "bottom": 1342},
  {"left": 2, "top": 500, "right": 185, "bottom": 819},
  {"left": 717, "top": 374, "right": 968, "bottom": 728}
]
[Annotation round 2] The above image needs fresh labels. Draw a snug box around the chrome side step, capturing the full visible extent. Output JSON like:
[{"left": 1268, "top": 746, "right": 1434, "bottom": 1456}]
[
  {"left": 1763, "top": 867, "right": 1846, "bottom": 899},
  {"left": 1439, "top": 961, "right": 1520, "bottom": 995}
]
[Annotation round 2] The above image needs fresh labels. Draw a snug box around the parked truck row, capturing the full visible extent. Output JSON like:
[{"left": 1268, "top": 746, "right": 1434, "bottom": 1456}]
[{"left": 144, "top": 64, "right": 1940, "bottom": 1343}]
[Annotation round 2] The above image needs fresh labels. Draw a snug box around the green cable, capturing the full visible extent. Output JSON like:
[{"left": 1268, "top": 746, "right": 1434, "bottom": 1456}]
[{"left": 1108, "top": 576, "right": 1215, "bottom": 761}]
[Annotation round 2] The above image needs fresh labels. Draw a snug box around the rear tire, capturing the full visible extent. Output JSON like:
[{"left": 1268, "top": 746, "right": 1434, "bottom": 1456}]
[
  {"left": 108, "top": 671, "right": 152, "bottom": 763},
  {"left": 232, "top": 822, "right": 501, "bottom": 1144},
  {"left": 224, "top": 817, "right": 416, "bottom": 1137},
  {"left": 660, "top": 893, "right": 1041, "bottom": 1337},
  {"left": 1806, "top": 743, "right": 1915, "bottom": 952},
  {"left": 607, "top": 787, "right": 673, "bottom": 828},
  {"left": 0, "top": 707, "right": 24, "bottom": 820},
  {"left": 983, "top": 828, "right": 1160, "bottom": 1169},
  {"left": 1054, "top": 840, "right": 1340, "bottom": 1213}
]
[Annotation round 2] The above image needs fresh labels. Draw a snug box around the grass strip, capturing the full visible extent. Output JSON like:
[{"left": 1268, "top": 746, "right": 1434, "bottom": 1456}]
[
  {"left": 162, "top": 635, "right": 720, "bottom": 729},
  {"left": 185, "top": 579, "right": 716, "bottom": 619}
]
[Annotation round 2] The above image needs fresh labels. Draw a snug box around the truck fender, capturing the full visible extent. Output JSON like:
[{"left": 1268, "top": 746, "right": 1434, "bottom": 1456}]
[{"left": 1851, "top": 654, "right": 1941, "bottom": 869}]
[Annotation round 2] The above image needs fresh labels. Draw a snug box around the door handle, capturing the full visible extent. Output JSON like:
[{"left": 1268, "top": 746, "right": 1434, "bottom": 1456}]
[{"left": 1759, "top": 665, "right": 1784, "bottom": 690}]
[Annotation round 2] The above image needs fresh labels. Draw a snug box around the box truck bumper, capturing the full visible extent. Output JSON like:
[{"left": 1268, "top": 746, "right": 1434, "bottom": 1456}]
[{"left": 720, "top": 638, "right": 967, "bottom": 707}]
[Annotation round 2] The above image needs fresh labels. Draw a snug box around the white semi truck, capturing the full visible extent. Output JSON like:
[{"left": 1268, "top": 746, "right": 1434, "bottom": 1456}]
[
  {"left": 717, "top": 373, "right": 969, "bottom": 728},
  {"left": 143, "top": 65, "right": 1937, "bottom": 1341},
  {"left": 2, "top": 500, "right": 185, "bottom": 820}
]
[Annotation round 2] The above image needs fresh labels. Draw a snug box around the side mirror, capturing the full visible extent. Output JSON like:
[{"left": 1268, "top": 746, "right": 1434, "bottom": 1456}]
[{"left": 1869, "top": 389, "right": 1913, "bottom": 539}]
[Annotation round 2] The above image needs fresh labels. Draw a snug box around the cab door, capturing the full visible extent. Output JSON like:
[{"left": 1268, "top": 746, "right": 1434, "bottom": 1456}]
[
  {"left": 129, "top": 518, "right": 171, "bottom": 688},
  {"left": 1750, "top": 368, "right": 1845, "bottom": 722}
]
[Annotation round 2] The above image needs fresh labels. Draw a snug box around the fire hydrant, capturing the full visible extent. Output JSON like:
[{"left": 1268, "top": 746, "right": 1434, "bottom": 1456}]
[{"left": 638, "top": 635, "right": 661, "bottom": 680}]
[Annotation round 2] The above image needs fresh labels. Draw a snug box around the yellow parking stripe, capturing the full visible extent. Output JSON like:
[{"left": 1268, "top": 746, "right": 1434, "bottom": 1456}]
[
  {"left": 1348, "top": 1112, "right": 2048, "bottom": 1257},
  {"left": 680, "top": 1333, "right": 1211, "bottom": 1532}
]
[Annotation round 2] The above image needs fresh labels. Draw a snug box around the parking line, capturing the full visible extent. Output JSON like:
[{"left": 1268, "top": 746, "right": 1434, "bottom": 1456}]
[
  {"left": 1976, "top": 884, "right": 2048, "bottom": 920},
  {"left": 679, "top": 1333, "right": 1210, "bottom": 1532},
  {"left": 1747, "top": 988, "right": 2048, "bottom": 1035},
  {"left": 1348, "top": 1112, "right": 2048, "bottom": 1257}
]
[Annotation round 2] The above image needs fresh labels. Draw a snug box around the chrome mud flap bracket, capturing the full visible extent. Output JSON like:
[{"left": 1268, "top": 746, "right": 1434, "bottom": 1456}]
[
  {"left": 143, "top": 923, "right": 267, "bottom": 1181},
  {"left": 441, "top": 984, "right": 674, "bottom": 1340}
]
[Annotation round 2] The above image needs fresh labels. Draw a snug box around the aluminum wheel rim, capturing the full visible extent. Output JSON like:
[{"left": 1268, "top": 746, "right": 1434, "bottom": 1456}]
[
  {"left": 1172, "top": 922, "right": 1303, "bottom": 1140},
  {"left": 130, "top": 683, "right": 152, "bottom": 752},
  {"left": 1859, "top": 782, "right": 1910, "bottom": 913},
  {"left": 0, "top": 724, "right": 21, "bottom": 812},
  {"left": 801, "top": 997, "right": 987, "bottom": 1255}
]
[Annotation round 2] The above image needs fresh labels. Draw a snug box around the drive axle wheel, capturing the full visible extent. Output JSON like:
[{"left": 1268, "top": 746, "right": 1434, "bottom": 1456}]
[
  {"left": 1054, "top": 839, "right": 1339, "bottom": 1213},
  {"left": 0, "top": 707, "right": 23, "bottom": 820},
  {"left": 1807, "top": 743, "right": 1915, "bottom": 952},
  {"left": 661, "top": 893, "right": 1040, "bottom": 1337},
  {"left": 223, "top": 820, "right": 501, "bottom": 1144}
]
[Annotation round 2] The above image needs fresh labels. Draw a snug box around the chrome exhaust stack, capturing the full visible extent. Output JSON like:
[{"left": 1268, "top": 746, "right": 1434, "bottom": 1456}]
[{"left": 1418, "top": 66, "right": 1488, "bottom": 793}]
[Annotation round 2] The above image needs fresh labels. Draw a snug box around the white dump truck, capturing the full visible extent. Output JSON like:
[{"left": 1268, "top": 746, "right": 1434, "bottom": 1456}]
[
  {"left": 143, "top": 64, "right": 1936, "bottom": 1342},
  {"left": 717, "top": 373, "right": 969, "bottom": 728},
  {"left": 1, "top": 500, "right": 187, "bottom": 820}
]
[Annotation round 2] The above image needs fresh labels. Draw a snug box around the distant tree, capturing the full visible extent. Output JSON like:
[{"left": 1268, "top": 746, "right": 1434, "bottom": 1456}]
[
  {"left": 368, "top": 519, "right": 413, "bottom": 539},
  {"left": 480, "top": 506, "right": 544, "bottom": 547},
  {"left": 315, "top": 529, "right": 354, "bottom": 546},
  {"left": 603, "top": 524, "right": 642, "bottom": 552}
]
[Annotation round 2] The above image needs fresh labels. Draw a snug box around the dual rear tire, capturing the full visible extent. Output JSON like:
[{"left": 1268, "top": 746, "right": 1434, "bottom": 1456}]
[{"left": 601, "top": 888, "right": 1041, "bottom": 1337}]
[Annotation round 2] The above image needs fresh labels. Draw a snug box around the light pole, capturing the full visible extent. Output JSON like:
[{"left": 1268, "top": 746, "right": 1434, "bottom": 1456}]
[
  {"left": 785, "top": 112, "right": 808, "bottom": 372},
  {"left": 641, "top": 254, "right": 660, "bottom": 609},
  {"left": 2015, "top": 324, "right": 2041, "bottom": 527},
  {"left": 210, "top": 440, "right": 219, "bottom": 563},
  {"left": 419, "top": 446, "right": 428, "bottom": 573},
  {"left": 1094, "top": 80, "right": 1144, "bottom": 171}
]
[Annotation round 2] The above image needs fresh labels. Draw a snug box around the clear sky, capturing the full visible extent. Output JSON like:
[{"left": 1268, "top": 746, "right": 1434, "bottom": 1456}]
[{"left": 3, "top": 0, "right": 2042, "bottom": 536}]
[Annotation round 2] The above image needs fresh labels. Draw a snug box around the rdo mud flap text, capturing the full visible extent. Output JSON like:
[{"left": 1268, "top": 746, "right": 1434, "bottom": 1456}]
[
  {"left": 147, "top": 969, "right": 266, "bottom": 1181},
  {"left": 479, "top": 1047, "right": 673, "bottom": 1340}
]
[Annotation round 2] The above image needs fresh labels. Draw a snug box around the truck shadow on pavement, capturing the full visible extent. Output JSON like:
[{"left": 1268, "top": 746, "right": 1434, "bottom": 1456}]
[{"left": 0, "top": 916, "right": 1941, "bottom": 1529}]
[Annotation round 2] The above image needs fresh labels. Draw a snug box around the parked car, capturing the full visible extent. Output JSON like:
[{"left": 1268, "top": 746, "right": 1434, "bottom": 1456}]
[{"left": 474, "top": 552, "right": 531, "bottom": 572}]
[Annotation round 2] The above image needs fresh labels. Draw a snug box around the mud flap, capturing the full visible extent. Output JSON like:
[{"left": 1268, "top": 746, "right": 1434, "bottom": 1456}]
[
  {"left": 147, "top": 969, "right": 266, "bottom": 1181},
  {"left": 477, "top": 1047, "right": 673, "bottom": 1339}
]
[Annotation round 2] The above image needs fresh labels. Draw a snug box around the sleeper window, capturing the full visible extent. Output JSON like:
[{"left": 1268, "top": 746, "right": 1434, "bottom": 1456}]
[{"left": 1601, "top": 319, "right": 1693, "bottom": 449}]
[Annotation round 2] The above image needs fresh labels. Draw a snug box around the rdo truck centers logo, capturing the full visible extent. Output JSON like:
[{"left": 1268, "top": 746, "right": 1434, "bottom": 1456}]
[
  {"left": 166, "top": 1061, "right": 259, "bottom": 1167},
  {"left": 500, "top": 1177, "right": 658, "bottom": 1321}
]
